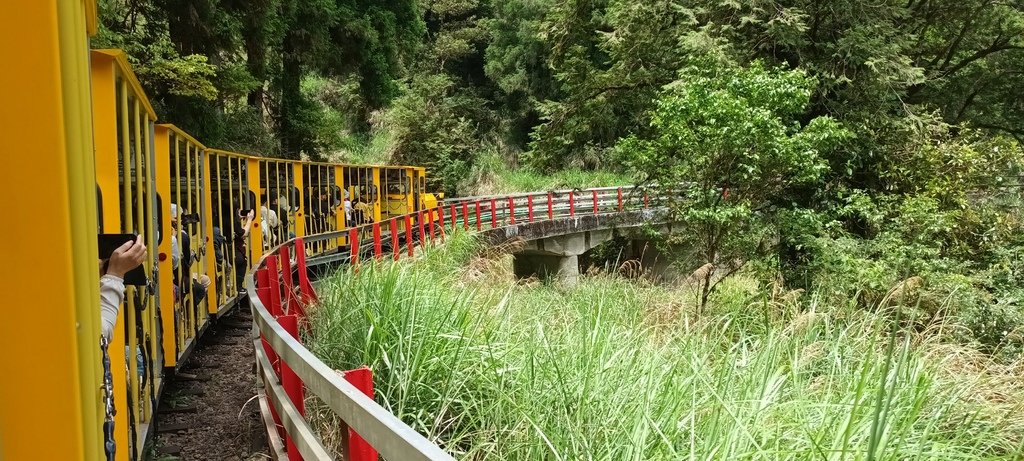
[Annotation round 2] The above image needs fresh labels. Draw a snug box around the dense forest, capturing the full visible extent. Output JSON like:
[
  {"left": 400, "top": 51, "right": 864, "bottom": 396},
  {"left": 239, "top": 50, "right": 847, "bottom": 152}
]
[{"left": 99, "top": 0, "right": 1023, "bottom": 359}]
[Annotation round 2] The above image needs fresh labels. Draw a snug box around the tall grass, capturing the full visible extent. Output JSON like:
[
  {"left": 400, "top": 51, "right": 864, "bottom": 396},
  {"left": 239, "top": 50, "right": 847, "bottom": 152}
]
[{"left": 307, "top": 233, "right": 1024, "bottom": 460}]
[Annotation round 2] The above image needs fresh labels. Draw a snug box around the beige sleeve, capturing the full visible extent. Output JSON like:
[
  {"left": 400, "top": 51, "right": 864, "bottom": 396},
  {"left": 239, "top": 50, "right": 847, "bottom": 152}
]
[{"left": 99, "top": 274, "right": 125, "bottom": 341}]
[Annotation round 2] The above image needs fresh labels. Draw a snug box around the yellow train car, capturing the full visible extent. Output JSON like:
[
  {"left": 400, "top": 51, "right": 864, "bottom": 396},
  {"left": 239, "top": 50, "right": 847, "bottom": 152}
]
[{"left": 0, "top": 2, "right": 441, "bottom": 459}]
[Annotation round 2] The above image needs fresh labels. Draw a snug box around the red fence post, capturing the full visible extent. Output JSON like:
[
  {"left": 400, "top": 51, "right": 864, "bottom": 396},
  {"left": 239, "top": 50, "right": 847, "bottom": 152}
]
[
  {"left": 267, "top": 255, "right": 283, "bottom": 318},
  {"left": 256, "top": 267, "right": 283, "bottom": 437},
  {"left": 527, "top": 195, "right": 534, "bottom": 222},
  {"left": 349, "top": 229, "right": 359, "bottom": 267},
  {"left": 277, "top": 246, "right": 297, "bottom": 317},
  {"left": 427, "top": 209, "right": 435, "bottom": 245},
  {"left": 490, "top": 199, "right": 497, "bottom": 228},
  {"left": 548, "top": 192, "right": 553, "bottom": 220},
  {"left": 644, "top": 190, "right": 649, "bottom": 208},
  {"left": 342, "top": 367, "right": 378, "bottom": 461},
  {"left": 256, "top": 267, "right": 279, "bottom": 371},
  {"left": 278, "top": 315, "right": 305, "bottom": 461},
  {"left": 418, "top": 210, "right": 427, "bottom": 246},
  {"left": 569, "top": 191, "right": 575, "bottom": 217},
  {"left": 372, "top": 222, "right": 382, "bottom": 259},
  {"left": 293, "top": 238, "right": 318, "bottom": 303},
  {"left": 508, "top": 197, "right": 516, "bottom": 225},
  {"left": 617, "top": 187, "right": 623, "bottom": 212},
  {"left": 436, "top": 207, "right": 446, "bottom": 242},
  {"left": 256, "top": 268, "right": 274, "bottom": 316},
  {"left": 449, "top": 204, "right": 457, "bottom": 229},
  {"left": 592, "top": 189, "right": 598, "bottom": 214},
  {"left": 462, "top": 202, "right": 469, "bottom": 230},
  {"left": 474, "top": 200, "right": 481, "bottom": 231},
  {"left": 405, "top": 214, "right": 414, "bottom": 257}
]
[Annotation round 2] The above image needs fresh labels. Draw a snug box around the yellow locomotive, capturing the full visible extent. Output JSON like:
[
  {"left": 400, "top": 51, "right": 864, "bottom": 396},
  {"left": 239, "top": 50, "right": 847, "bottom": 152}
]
[{"left": 0, "top": 2, "right": 439, "bottom": 459}]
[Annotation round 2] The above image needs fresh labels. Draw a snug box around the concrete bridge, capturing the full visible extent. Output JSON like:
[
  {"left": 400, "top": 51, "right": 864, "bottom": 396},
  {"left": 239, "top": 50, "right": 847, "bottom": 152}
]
[{"left": 477, "top": 207, "right": 678, "bottom": 284}]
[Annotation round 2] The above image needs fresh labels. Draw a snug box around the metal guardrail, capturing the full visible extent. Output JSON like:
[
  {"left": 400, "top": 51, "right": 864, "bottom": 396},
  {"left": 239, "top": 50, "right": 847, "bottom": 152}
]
[{"left": 245, "top": 185, "right": 657, "bottom": 460}]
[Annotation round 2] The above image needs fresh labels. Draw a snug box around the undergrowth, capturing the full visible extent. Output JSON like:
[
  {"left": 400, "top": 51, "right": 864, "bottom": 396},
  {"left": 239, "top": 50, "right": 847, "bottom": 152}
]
[{"left": 306, "top": 233, "right": 1024, "bottom": 460}]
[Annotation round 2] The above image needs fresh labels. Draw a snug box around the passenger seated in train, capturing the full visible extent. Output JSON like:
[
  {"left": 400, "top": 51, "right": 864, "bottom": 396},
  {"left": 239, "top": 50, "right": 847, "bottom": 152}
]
[
  {"left": 273, "top": 195, "right": 291, "bottom": 240},
  {"left": 99, "top": 235, "right": 146, "bottom": 340},
  {"left": 260, "top": 194, "right": 280, "bottom": 249},
  {"left": 343, "top": 190, "right": 353, "bottom": 223},
  {"left": 211, "top": 223, "right": 228, "bottom": 300},
  {"left": 170, "top": 204, "right": 211, "bottom": 304},
  {"left": 234, "top": 209, "right": 256, "bottom": 292},
  {"left": 354, "top": 194, "right": 374, "bottom": 225}
]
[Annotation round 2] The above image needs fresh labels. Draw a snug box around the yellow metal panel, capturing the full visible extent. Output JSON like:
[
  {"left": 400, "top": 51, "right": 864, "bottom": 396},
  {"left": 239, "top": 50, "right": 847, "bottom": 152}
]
[
  {"left": 174, "top": 136, "right": 189, "bottom": 345},
  {"left": 90, "top": 51, "right": 131, "bottom": 461},
  {"left": 119, "top": 79, "right": 142, "bottom": 458},
  {"left": 184, "top": 141, "right": 196, "bottom": 336},
  {"left": 293, "top": 162, "right": 306, "bottom": 238},
  {"left": 84, "top": 0, "right": 98, "bottom": 35},
  {"left": 62, "top": 0, "right": 103, "bottom": 458},
  {"left": 154, "top": 126, "right": 178, "bottom": 367},
  {"left": 248, "top": 157, "right": 264, "bottom": 260},
  {"left": 0, "top": 2, "right": 94, "bottom": 459},
  {"left": 132, "top": 99, "right": 152, "bottom": 423},
  {"left": 92, "top": 49, "right": 157, "bottom": 120},
  {"left": 339, "top": 163, "right": 352, "bottom": 246},
  {"left": 212, "top": 153, "right": 231, "bottom": 302},
  {"left": 203, "top": 150, "right": 218, "bottom": 314},
  {"left": 144, "top": 116, "right": 161, "bottom": 411},
  {"left": 372, "top": 167, "right": 382, "bottom": 223},
  {"left": 226, "top": 156, "right": 238, "bottom": 296}
]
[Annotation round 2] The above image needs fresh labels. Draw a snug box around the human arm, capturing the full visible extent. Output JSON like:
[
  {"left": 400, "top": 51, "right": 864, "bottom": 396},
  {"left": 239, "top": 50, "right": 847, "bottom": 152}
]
[
  {"left": 99, "top": 236, "right": 146, "bottom": 340},
  {"left": 240, "top": 210, "right": 255, "bottom": 238},
  {"left": 99, "top": 274, "right": 124, "bottom": 340},
  {"left": 171, "top": 235, "right": 180, "bottom": 269}
]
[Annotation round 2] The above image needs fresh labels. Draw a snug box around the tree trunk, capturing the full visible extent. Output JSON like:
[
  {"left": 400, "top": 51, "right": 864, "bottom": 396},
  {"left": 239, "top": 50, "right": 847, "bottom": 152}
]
[{"left": 279, "top": 29, "right": 303, "bottom": 159}]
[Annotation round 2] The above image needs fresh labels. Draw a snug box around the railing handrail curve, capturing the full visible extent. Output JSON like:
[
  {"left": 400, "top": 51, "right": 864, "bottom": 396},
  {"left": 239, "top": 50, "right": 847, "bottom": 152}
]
[{"left": 246, "top": 184, "right": 664, "bottom": 460}]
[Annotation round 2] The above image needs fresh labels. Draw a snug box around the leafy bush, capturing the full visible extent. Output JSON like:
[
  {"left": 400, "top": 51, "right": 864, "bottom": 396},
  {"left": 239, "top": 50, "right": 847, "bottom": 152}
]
[
  {"left": 618, "top": 61, "right": 850, "bottom": 310},
  {"left": 386, "top": 73, "right": 489, "bottom": 195}
]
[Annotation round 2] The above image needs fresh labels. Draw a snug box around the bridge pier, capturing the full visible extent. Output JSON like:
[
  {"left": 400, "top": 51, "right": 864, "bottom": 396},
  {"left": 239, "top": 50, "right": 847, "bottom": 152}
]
[
  {"left": 477, "top": 209, "right": 679, "bottom": 286},
  {"left": 513, "top": 253, "right": 580, "bottom": 285},
  {"left": 511, "top": 231, "right": 612, "bottom": 285}
]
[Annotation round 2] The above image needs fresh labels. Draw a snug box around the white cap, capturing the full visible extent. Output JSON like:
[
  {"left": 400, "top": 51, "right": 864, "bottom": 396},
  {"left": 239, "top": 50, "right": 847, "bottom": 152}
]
[{"left": 170, "top": 203, "right": 179, "bottom": 218}]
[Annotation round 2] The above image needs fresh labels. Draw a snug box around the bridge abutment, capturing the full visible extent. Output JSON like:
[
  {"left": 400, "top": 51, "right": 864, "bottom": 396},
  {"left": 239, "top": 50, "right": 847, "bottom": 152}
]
[{"left": 513, "top": 253, "right": 580, "bottom": 285}]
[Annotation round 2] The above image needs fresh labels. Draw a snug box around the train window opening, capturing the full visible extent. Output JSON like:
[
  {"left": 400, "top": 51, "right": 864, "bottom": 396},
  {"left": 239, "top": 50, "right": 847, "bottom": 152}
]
[
  {"left": 155, "top": 193, "right": 163, "bottom": 244},
  {"left": 96, "top": 184, "right": 104, "bottom": 233}
]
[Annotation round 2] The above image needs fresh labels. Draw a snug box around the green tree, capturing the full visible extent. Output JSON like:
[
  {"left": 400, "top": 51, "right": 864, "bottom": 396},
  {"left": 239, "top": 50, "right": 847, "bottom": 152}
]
[
  {"left": 386, "top": 0, "right": 492, "bottom": 193},
  {"left": 527, "top": 0, "right": 694, "bottom": 170},
  {"left": 620, "top": 61, "right": 849, "bottom": 310},
  {"left": 484, "top": 0, "right": 555, "bottom": 150}
]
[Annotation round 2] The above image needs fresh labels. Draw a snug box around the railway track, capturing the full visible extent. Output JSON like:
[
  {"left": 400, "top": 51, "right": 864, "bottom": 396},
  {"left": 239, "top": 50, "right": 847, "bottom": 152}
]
[{"left": 152, "top": 305, "right": 267, "bottom": 460}]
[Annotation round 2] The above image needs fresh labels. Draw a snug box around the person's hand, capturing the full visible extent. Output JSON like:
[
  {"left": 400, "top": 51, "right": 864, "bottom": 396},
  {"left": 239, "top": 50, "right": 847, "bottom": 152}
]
[
  {"left": 246, "top": 210, "right": 255, "bottom": 221},
  {"left": 106, "top": 235, "right": 146, "bottom": 278}
]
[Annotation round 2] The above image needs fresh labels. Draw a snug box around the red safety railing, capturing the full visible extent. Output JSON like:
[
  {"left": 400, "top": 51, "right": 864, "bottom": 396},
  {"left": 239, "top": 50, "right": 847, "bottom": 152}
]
[{"left": 247, "top": 185, "right": 652, "bottom": 460}]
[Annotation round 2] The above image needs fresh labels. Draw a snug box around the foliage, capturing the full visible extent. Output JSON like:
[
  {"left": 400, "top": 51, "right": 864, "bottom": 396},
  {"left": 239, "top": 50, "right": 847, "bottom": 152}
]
[
  {"left": 382, "top": 0, "right": 495, "bottom": 194},
  {"left": 387, "top": 74, "right": 483, "bottom": 194},
  {"left": 527, "top": 0, "right": 695, "bottom": 170},
  {"left": 308, "top": 235, "right": 1024, "bottom": 459},
  {"left": 99, "top": 0, "right": 1024, "bottom": 360},
  {"left": 619, "top": 62, "right": 850, "bottom": 310},
  {"left": 464, "top": 148, "right": 631, "bottom": 195}
]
